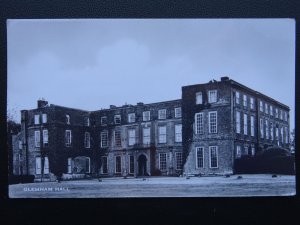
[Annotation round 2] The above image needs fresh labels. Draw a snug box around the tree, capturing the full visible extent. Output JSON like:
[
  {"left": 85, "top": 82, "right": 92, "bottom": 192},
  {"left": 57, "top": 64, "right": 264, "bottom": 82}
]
[{"left": 290, "top": 129, "right": 295, "bottom": 153}]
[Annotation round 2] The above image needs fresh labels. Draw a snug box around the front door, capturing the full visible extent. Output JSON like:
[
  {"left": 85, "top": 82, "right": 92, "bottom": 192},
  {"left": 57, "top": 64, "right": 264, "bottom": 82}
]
[{"left": 138, "top": 154, "right": 147, "bottom": 176}]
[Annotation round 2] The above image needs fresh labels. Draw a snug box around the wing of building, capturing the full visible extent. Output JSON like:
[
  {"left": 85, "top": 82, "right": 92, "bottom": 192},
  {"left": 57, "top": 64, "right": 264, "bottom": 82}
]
[{"left": 12, "top": 77, "right": 290, "bottom": 181}]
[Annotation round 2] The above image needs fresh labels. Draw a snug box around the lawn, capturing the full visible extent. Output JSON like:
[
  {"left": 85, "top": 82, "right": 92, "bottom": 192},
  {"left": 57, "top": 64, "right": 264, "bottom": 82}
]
[{"left": 9, "top": 174, "right": 296, "bottom": 198}]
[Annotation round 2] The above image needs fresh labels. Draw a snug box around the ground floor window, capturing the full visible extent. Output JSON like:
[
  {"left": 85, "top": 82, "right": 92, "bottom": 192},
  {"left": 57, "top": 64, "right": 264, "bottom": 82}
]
[
  {"left": 209, "top": 146, "right": 218, "bottom": 168},
  {"left": 115, "top": 156, "right": 121, "bottom": 173},
  {"left": 102, "top": 156, "right": 108, "bottom": 174},
  {"left": 68, "top": 158, "right": 72, "bottom": 173},
  {"left": 68, "top": 156, "right": 91, "bottom": 174},
  {"left": 196, "top": 147, "right": 204, "bottom": 168},
  {"left": 35, "top": 157, "right": 49, "bottom": 175},
  {"left": 159, "top": 153, "right": 167, "bottom": 170},
  {"left": 129, "top": 155, "right": 134, "bottom": 174},
  {"left": 175, "top": 152, "right": 183, "bottom": 170},
  {"left": 236, "top": 145, "right": 241, "bottom": 158}
]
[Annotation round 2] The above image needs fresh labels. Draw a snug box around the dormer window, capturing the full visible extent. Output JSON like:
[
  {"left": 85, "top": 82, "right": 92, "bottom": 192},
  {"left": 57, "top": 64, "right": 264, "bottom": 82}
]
[
  {"left": 114, "top": 115, "right": 121, "bottom": 124},
  {"left": 66, "top": 115, "right": 70, "bottom": 124},
  {"left": 208, "top": 90, "right": 217, "bottom": 103},
  {"left": 196, "top": 92, "right": 203, "bottom": 104},
  {"left": 101, "top": 116, "right": 107, "bottom": 125}
]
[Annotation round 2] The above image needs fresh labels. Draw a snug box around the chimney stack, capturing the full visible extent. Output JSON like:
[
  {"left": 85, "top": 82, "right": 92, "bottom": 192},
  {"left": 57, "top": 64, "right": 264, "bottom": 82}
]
[{"left": 37, "top": 100, "right": 48, "bottom": 108}]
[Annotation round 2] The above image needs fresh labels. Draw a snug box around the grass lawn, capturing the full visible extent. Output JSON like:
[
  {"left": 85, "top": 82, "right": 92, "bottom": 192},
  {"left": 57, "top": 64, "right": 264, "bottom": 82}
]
[{"left": 9, "top": 174, "right": 296, "bottom": 198}]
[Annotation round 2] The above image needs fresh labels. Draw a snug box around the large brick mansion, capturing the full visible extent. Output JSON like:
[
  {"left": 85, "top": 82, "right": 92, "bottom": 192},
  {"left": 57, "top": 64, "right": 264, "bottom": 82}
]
[{"left": 12, "top": 77, "right": 290, "bottom": 180}]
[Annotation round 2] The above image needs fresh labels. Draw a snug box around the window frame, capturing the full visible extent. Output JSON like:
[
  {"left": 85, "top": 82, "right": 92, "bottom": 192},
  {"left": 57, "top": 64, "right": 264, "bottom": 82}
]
[
  {"left": 100, "top": 131, "right": 108, "bottom": 148},
  {"left": 208, "top": 111, "right": 217, "bottom": 134},
  {"left": 196, "top": 147, "right": 204, "bottom": 168},
  {"left": 175, "top": 124, "right": 182, "bottom": 142},
  {"left": 243, "top": 113, "right": 248, "bottom": 135},
  {"left": 175, "top": 152, "right": 183, "bottom": 170},
  {"left": 65, "top": 130, "right": 72, "bottom": 147},
  {"left": 159, "top": 153, "right": 167, "bottom": 170},
  {"left": 84, "top": 132, "right": 91, "bottom": 148},
  {"left": 209, "top": 146, "right": 218, "bottom": 168},
  {"left": 114, "top": 115, "right": 121, "bottom": 124},
  {"left": 175, "top": 107, "right": 182, "bottom": 118},
  {"left": 196, "top": 92, "right": 203, "bottom": 104},
  {"left": 143, "top": 127, "right": 151, "bottom": 145},
  {"left": 114, "top": 129, "right": 122, "bottom": 147},
  {"left": 158, "top": 126, "right": 167, "bottom": 144},
  {"left": 42, "top": 114, "right": 47, "bottom": 123},
  {"left": 243, "top": 95, "right": 247, "bottom": 107},
  {"left": 128, "top": 113, "right": 136, "bottom": 123},
  {"left": 43, "top": 129, "right": 48, "bottom": 147},
  {"left": 101, "top": 116, "right": 107, "bottom": 125},
  {"left": 208, "top": 90, "right": 217, "bottom": 103},
  {"left": 35, "top": 130, "right": 40, "bottom": 147},
  {"left": 143, "top": 111, "right": 151, "bottom": 121},
  {"left": 34, "top": 114, "right": 40, "bottom": 125},
  {"left": 195, "top": 112, "right": 204, "bottom": 134},
  {"left": 115, "top": 156, "right": 122, "bottom": 174},
  {"left": 128, "top": 129, "right": 136, "bottom": 146},
  {"left": 158, "top": 109, "right": 167, "bottom": 120}
]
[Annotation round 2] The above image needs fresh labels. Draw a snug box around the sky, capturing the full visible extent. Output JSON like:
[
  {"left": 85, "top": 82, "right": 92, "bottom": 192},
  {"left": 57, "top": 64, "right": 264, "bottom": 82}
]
[{"left": 7, "top": 19, "right": 295, "bottom": 130}]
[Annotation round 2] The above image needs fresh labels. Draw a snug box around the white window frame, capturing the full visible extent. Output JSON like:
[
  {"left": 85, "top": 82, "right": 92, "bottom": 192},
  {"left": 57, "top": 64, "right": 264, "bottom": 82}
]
[
  {"left": 236, "top": 111, "right": 241, "bottom": 134},
  {"left": 42, "top": 114, "right": 47, "bottom": 123},
  {"left": 143, "top": 127, "right": 151, "bottom": 145},
  {"left": 101, "top": 116, "right": 107, "bottom": 125},
  {"left": 265, "top": 103, "right": 268, "bottom": 114},
  {"left": 260, "top": 119, "right": 264, "bottom": 138},
  {"left": 44, "top": 157, "right": 49, "bottom": 174},
  {"left": 260, "top": 101, "right": 263, "bottom": 112},
  {"left": 43, "top": 129, "right": 48, "bottom": 147},
  {"left": 84, "top": 117, "right": 90, "bottom": 127},
  {"left": 67, "top": 158, "right": 72, "bottom": 173},
  {"left": 265, "top": 120, "right": 269, "bottom": 140},
  {"left": 129, "top": 155, "right": 134, "bottom": 174},
  {"left": 195, "top": 113, "right": 204, "bottom": 134},
  {"left": 270, "top": 123, "right": 274, "bottom": 140},
  {"left": 114, "top": 115, "right": 121, "bottom": 124},
  {"left": 209, "top": 146, "right": 218, "bottom": 168},
  {"left": 196, "top": 147, "right": 204, "bottom": 168},
  {"left": 65, "top": 130, "right": 72, "bottom": 147},
  {"left": 159, "top": 153, "right": 167, "bottom": 170},
  {"left": 250, "top": 116, "right": 254, "bottom": 137},
  {"left": 208, "top": 90, "right": 217, "bottom": 103},
  {"left": 251, "top": 147, "right": 255, "bottom": 156},
  {"left": 34, "top": 115, "right": 40, "bottom": 125},
  {"left": 196, "top": 92, "right": 203, "bottom": 104},
  {"left": 35, "top": 157, "right": 41, "bottom": 175},
  {"left": 128, "top": 113, "right": 135, "bottom": 123},
  {"left": 243, "top": 113, "right": 248, "bottom": 135},
  {"left": 114, "top": 130, "right": 122, "bottom": 147},
  {"left": 275, "top": 108, "right": 278, "bottom": 118},
  {"left": 270, "top": 105, "right": 273, "bottom": 116},
  {"left": 158, "top": 126, "right": 167, "bottom": 144},
  {"left": 143, "top": 111, "right": 150, "bottom": 121},
  {"left": 209, "top": 111, "right": 217, "bottom": 134},
  {"left": 235, "top": 91, "right": 240, "bottom": 104},
  {"left": 100, "top": 131, "right": 108, "bottom": 148},
  {"left": 35, "top": 130, "right": 40, "bottom": 147},
  {"left": 158, "top": 109, "right": 167, "bottom": 120},
  {"left": 175, "top": 107, "right": 182, "bottom": 118},
  {"left": 175, "top": 124, "right": 182, "bottom": 142},
  {"left": 175, "top": 152, "right": 183, "bottom": 170},
  {"left": 115, "top": 156, "right": 122, "bottom": 173},
  {"left": 281, "top": 127, "right": 284, "bottom": 143},
  {"left": 84, "top": 132, "right": 90, "bottom": 148},
  {"left": 66, "top": 114, "right": 70, "bottom": 124},
  {"left": 285, "top": 127, "right": 289, "bottom": 144},
  {"left": 128, "top": 129, "right": 136, "bottom": 146},
  {"left": 250, "top": 97, "right": 254, "bottom": 109},
  {"left": 243, "top": 95, "right": 247, "bottom": 107}
]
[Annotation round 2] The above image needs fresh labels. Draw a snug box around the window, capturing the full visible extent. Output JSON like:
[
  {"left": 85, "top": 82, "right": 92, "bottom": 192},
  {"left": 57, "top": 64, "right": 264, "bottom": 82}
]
[
  {"left": 101, "top": 116, "right": 107, "bottom": 125},
  {"left": 235, "top": 91, "right": 240, "bottom": 104},
  {"left": 128, "top": 113, "right": 135, "bottom": 123},
  {"left": 243, "top": 114, "right": 248, "bottom": 135},
  {"left": 65, "top": 130, "right": 72, "bottom": 147},
  {"left": 176, "top": 152, "right": 183, "bottom": 170},
  {"left": 285, "top": 127, "right": 289, "bottom": 144},
  {"left": 281, "top": 127, "right": 284, "bottom": 143},
  {"left": 175, "top": 107, "right": 182, "bottom": 118},
  {"left": 102, "top": 156, "right": 108, "bottom": 174},
  {"left": 251, "top": 147, "right": 255, "bottom": 156},
  {"left": 35, "top": 131, "right": 40, "bottom": 147},
  {"left": 260, "top": 119, "right": 264, "bottom": 138},
  {"left": 143, "top": 111, "right": 150, "bottom": 121},
  {"left": 100, "top": 131, "right": 108, "bottom": 147},
  {"left": 158, "top": 109, "right": 167, "bottom": 119},
  {"left": 115, "top": 156, "right": 121, "bottom": 173},
  {"left": 114, "top": 130, "right": 121, "bottom": 147},
  {"left": 208, "top": 90, "right": 217, "bottom": 103},
  {"left": 68, "top": 158, "right": 72, "bottom": 173},
  {"left": 128, "top": 129, "right": 136, "bottom": 146},
  {"left": 84, "top": 132, "right": 90, "bottom": 148},
  {"left": 196, "top": 147, "right": 204, "bottom": 168},
  {"left": 236, "top": 146, "right": 241, "bottom": 158},
  {"left": 158, "top": 126, "right": 167, "bottom": 143},
  {"left": 42, "top": 114, "right": 47, "bottom": 123},
  {"left": 250, "top": 97, "right": 254, "bottom": 109},
  {"left": 245, "top": 146, "right": 249, "bottom": 156},
  {"left": 250, "top": 116, "right": 255, "bottom": 137},
  {"left": 284, "top": 111, "right": 288, "bottom": 121},
  {"left": 209, "top": 146, "right": 218, "bottom": 168},
  {"left": 129, "top": 155, "right": 134, "bottom": 174},
  {"left": 195, "top": 113, "right": 204, "bottom": 134},
  {"left": 18, "top": 141, "right": 22, "bottom": 150},
  {"left": 175, "top": 124, "right": 182, "bottom": 142},
  {"left": 43, "top": 129, "right": 48, "bottom": 147},
  {"left": 84, "top": 117, "right": 90, "bottom": 126},
  {"left": 196, "top": 92, "right": 203, "bottom": 104},
  {"left": 270, "top": 123, "right": 274, "bottom": 140},
  {"left": 265, "top": 103, "right": 268, "bottom": 114},
  {"left": 143, "top": 127, "right": 150, "bottom": 145},
  {"left": 265, "top": 120, "right": 269, "bottom": 139},
  {"left": 209, "top": 111, "right": 217, "bottom": 133},
  {"left": 280, "top": 110, "right": 283, "bottom": 120},
  {"left": 236, "top": 111, "right": 241, "bottom": 134},
  {"left": 159, "top": 153, "right": 167, "bottom": 170},
  {"left": 34, "top": 115, "right": 40, "bottom": 124},
  {"left": 275, "top": 127, "right": 279, "bottom": 140},
  {"left": 35, "top": 157, "right": 49, "bottom": 175},
  {"left": 114, "top": 115, "right": 121, "bottom": 124},
  {"left": 260, "top": 101, "right": 263, "bottom": 112},
  {"left": 275, "top": 108, "right": 278, "bottom": 118},
  {"left": 243, "top": 95, "right": 247, "bottom": 107},
  {"left": 66, "top": 115, "right": 70, "bottom": 124},
  {"left": 270, "top": 105, "right": 273, "bottom": 116}
]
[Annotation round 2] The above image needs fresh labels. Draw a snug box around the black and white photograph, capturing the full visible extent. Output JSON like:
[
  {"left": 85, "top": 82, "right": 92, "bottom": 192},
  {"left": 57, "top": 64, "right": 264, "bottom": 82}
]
[{"left": 7, "top": 18, "right": 296, "bottom": 198}]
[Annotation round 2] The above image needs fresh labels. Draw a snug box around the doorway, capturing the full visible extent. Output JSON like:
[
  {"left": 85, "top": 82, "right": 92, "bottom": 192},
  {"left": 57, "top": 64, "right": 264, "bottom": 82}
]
[{"left": 138, "top": 154, "right": 147, "bottom": 176}]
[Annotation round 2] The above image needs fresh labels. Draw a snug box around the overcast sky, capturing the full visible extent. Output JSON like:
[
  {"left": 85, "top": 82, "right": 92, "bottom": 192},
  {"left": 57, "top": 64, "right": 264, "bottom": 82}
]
[{"left": 7, "top": 19, "right": 295, "bottom": 129}]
